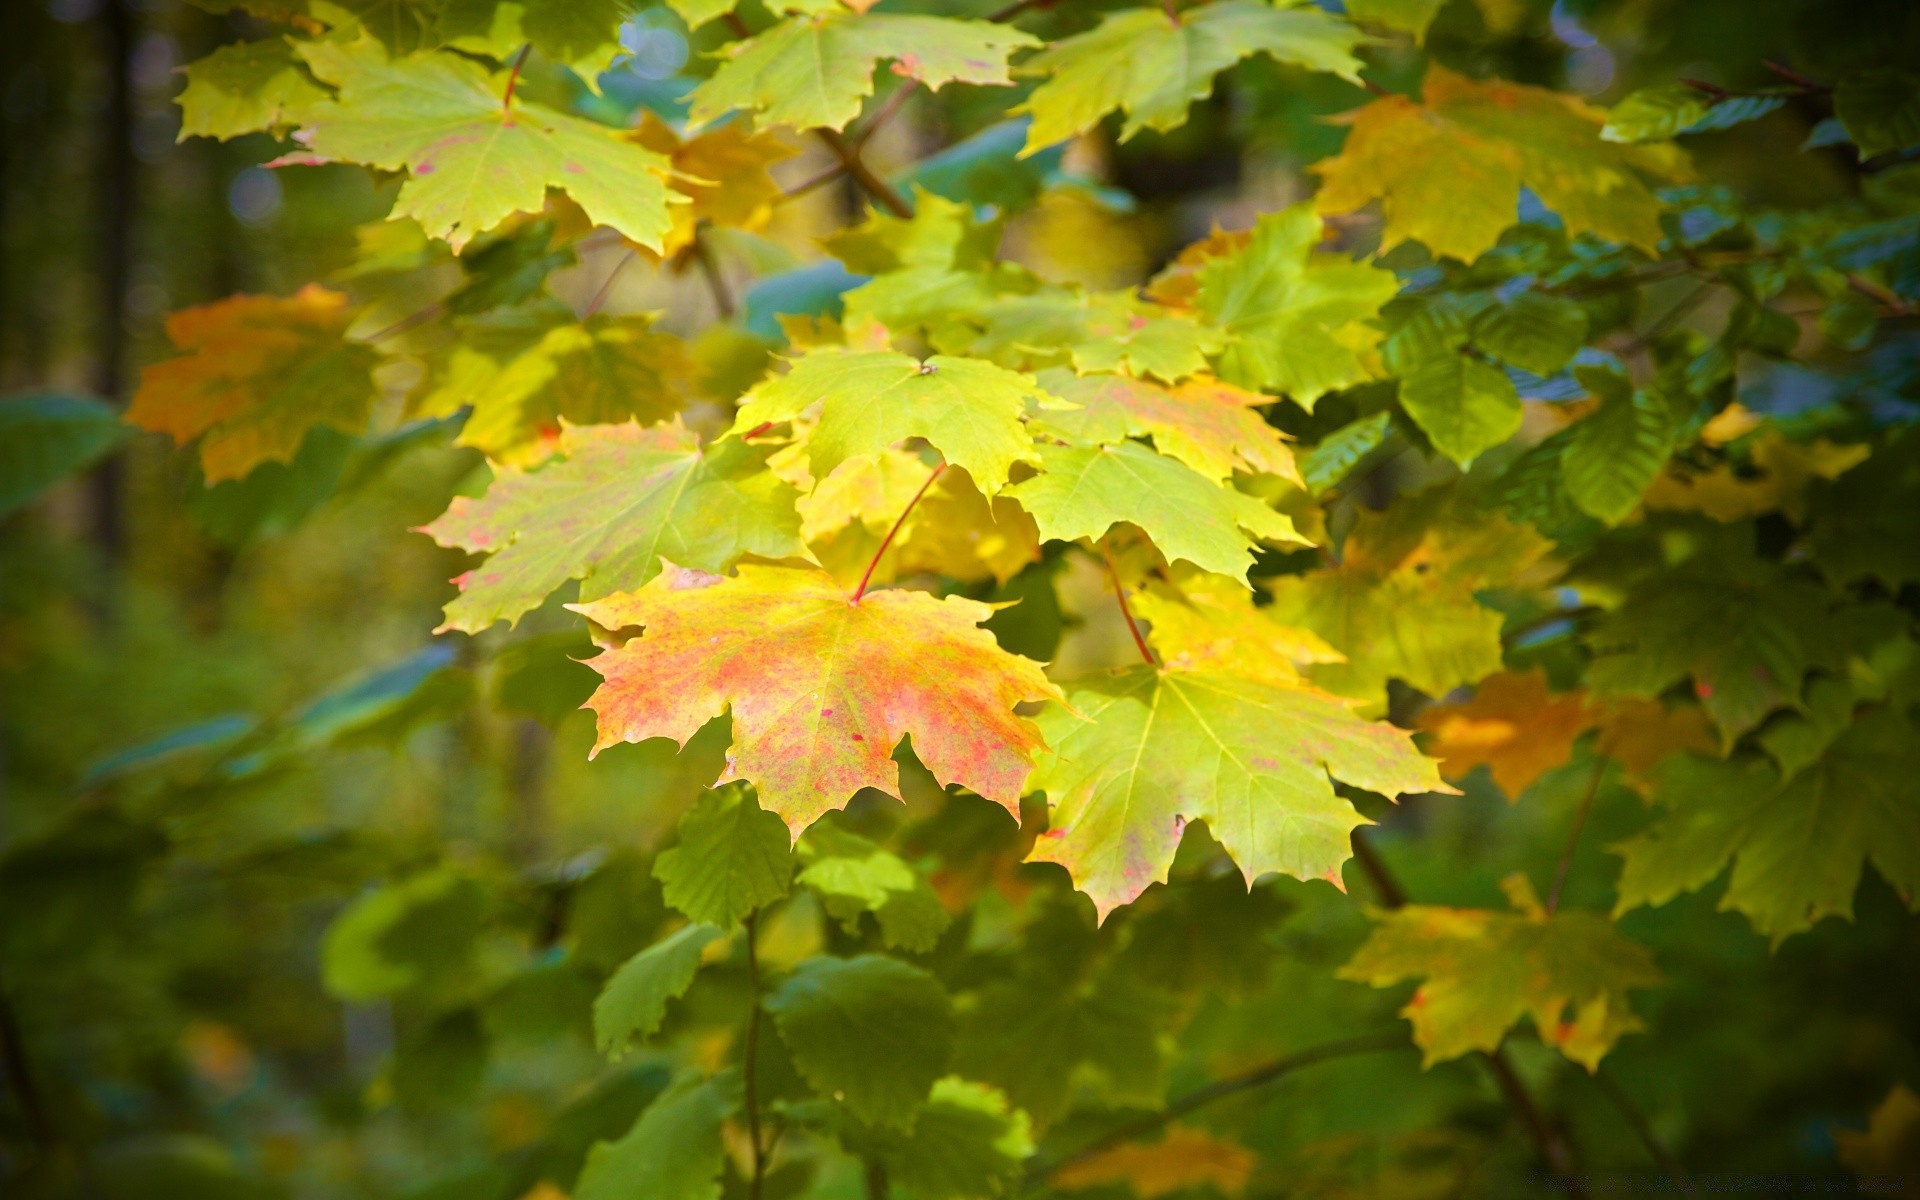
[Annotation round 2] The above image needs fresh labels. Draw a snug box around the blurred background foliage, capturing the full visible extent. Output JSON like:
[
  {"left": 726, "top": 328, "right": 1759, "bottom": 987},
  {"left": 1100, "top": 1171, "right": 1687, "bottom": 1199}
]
[{"left": 4, "top": 0, "right": 1920, "bottom": 1197}]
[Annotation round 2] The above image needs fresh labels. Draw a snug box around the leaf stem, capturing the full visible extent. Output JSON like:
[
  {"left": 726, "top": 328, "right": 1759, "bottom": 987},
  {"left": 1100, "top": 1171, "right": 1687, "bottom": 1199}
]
[
  {"left": 743, "top": 909, "right": 766, "bottom": 1200},
  {"left": 1028, "top": 1033, "right": 1408, "bottom": 1186},
  {"left": 689, "top": 226, "right": 736, "bottom": 318},
  {"left": 365, "top": 302, "right": 444, "bottom": 344},
  {"left": 853, "top": 461, "right": 946, "bottom": 602},
  {"left": 776, "top": 164, "right": 849, "bottom": 206},
  {"left": 1590, "top": 1069, "right": 1698, "bottom": 1197},
  {"left": 582, "top": 249, "right": 635, "bottom": 319},
  {"left": 1101, "top": 545, "right": 1157, "bottom": 668},
  {"left": 1545, "top": 754, "right": 1608, "bottom": 916},
  {"left": 856, "top": 82, "right": 918, "bottom": 151},
  {"left": 501, "top": 43, "right": 532, "bottom": 111}
]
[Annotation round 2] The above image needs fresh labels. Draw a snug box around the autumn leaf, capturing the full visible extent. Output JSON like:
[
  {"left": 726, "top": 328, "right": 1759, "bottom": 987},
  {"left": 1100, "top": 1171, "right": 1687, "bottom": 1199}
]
[
  {"left": 421, "top": 421, "right": 806, "bottom": 633},
  {"left": 573, "top": 562, "right": 1063, "bottom": 835},
  {"left": 1591, "top": 698, "right": 1717, "bottom": 783},
  {"left": 127, "top": 285, "right": 379, "bottom": 483},
  {"left": 1033, "top": 370, "right": 1300, "bottom": 484},
  {"left": 796, "top": 451, "right": 1039, "bottom": 589},
  {"left": 630, "top": 112, "right": 797, "bottom": 254},
  {"left": 1194, "top": 205, "right": 1400, "bottom": 406},
  {"left": 1028, "top": 662, "right": 1446, "bottom": 919},
  {"left": 734, "top": 348, "right": 1053, "bottom": 495},
  {"left": 1054, "top": 1126, "right": 1257, "bottom": 1198},
  {"left": 1131, "top": 572, "right": 1344, "bottom": 686},
  {"left": 1314, "top": 63, "right": 1690, "bottom": 262},
  {"left": 291, "top": 37, "right": 680, "bottom": 251},
  {"left": 1415, "top": 670, "right": 1596, "bottom": 798},
  {"left": 175, "top": 38, "right": 328, "bottom": 141},
  {"left": 1016, "top": 0, "right": 1367, "bottom": 156},
  {"left": 1340, "top": 874, "right": 1661, "bottom": 1069},
  {"left": 1005, "top": 440, "right": 1309, "bottom": 581},
  {"left": 687, "top": 10, "right": 1038, "bottom": 134}
]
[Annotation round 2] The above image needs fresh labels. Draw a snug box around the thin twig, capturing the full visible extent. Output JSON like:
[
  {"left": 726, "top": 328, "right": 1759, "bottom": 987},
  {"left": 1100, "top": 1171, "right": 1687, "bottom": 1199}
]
[
  {"left": 1350, "top": 831, "right": 1589, "bottom": 1199},
  {"left": 582, "top": 249, "right": 635, "bottom": 319},
  {"left": 1761, "top": 60, "right": 1831, "bottom": 94},
  {"left": 1101, "top": 545, "right": 1157, "bottom": 667},
  {"left": 690, "top": 227, "right": 736, "bottom": 318},
  {"left": 864, "top": 1159, "right": 889, "bottom": 1200},
  {"left": 776, "top": 164, "right": 849, "bottom": 206},
  {"left": 855, "top": 82, "right": 918, "bottom": 151},
  {"left": 854, "top": 460, "right": 945, "bottom": 601},
  {"left": 1545, "top": 755, "right": 1608, "bottom": 916},
  {"left": 1848, "top": 272, "right": 1915, "bottom": 317},
  {"left": 501, "top": 42, "right": 532, "bottom": 110},
  {"left": 365, "top": 302, "right": 444, "bottom": 344},
  {"left": 1590, "top": 1070, "right": 1698, "bottom": 1198},
  {"left": 815, "top": 127, "right": 914, "bottom": 217},
  {"left": 1030, "top": 1034, "right": 1409, "bottom": 1184},
  {"left": 743, "top": 911, "right": 767, "bottom": 1200}
]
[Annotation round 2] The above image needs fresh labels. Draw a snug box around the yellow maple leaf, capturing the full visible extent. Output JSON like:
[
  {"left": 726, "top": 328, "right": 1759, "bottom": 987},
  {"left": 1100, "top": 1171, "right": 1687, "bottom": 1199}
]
[
  {"left": 1314, "top": 64, "right": 1690, "bottom": 262},
  {"left": 1415, "top": 670, "right": 1596, "bottom": 798},
  {"left": 630, "top": 113, "right": 797, "bottom": 255},
  {"left": 1055, "top": 1126, "right": 1257, "bottom": 1197},
  {"left": 1591, "top": 697, "right": 1717, "bottom": 783},
  {"left": 1642, "top": 432, "right": 1871, "bottom": 523},
  {"left": 127, "top": 284, "right": 379, "bottom": 482}
]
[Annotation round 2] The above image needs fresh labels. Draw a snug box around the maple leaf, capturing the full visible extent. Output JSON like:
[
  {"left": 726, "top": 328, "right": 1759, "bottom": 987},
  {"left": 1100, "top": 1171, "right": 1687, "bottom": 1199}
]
[
  {"left": 733, "top": 349, "right": 1052, "bottom": 495},
  {"left": 1032, "top": 370, "right": 1300, "bottom": 484},
  {"left": 1340, "top": 874, "right": 1661, "bottom": 1069},
  {"left": 1016, "top": 0, "right": 1366, "bottom": 156},
  {"left": 291, "top": 37, "right": 680, "bottom": 251},
  {"left": 1005, "top": 440, "right": 1309, "bottom": 581},
  {"left": 421, "top": 421, "right": 806, "bottom": 633},
  {"left": 437, "top": 0, "right": 636, "bottom": 86},
  {"left": 573, "top": 563, "right": 1062, "bottom": 835},
  {"left": 1263, "top": 489, "right": 1555, "bottom": 705},
  {"left": 1642, "top": 432, "right": 1869, "bottom": 524},
  {"left": 127, "top": 285, "right": 380, "bottom": 483},
  {"left": 1054, "top": 1126, "right": 1257, "bottom": 1198},
  {"left": 1612, "top": 709, "right": 1920, "bottom": 945},
  {"left": 1590, "top": 698, "right": 1717, "bottom": 783},
  {"left": 965, "top": 290, "right": 1226, "bottom": 384},
  {"left": 1131, "top": 572, "right": 1344, "bottom": 685},
  {"left": 795, "top": 452, "right": 1039, "bottom": 589},
  {"left": 1415, "top": 670, "right": 1597, "bottom": 798},
  {"left": 1028, "top": 663, "right": 1445, "bottom": 919},
  {"left": 687, "top": 11, "right": 1039, "bottom": 134},
  {"left": 1194, "top": 205, "right": 1400, "bottom": 406},
  {"left": 1314, "top": 64, "right": 1690, "bottom": 262},
  {"left": 630, "top": 112, "right": 797, "bottom": 254},
  {"left": 412, "top": 307, "right": 693, "bottom": 465},
  {"left": 175, "top": 38, "right": 328, "bottom": 141}
]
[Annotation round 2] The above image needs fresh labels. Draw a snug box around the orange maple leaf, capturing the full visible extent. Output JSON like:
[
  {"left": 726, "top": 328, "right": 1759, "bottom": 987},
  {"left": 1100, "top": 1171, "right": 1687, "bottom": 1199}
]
[
  {"left": 1055, "top": 1126, "right": 1257, "bottom": 1198},
  {"left": 127, "top": 284, "right": 378, "bottom": 482},
  {"left": 573, "top": 562, "right": 1063, "bottom": 836},
  {"left": 1416, "top": 670, "right": 1596, "bottom": 798}
]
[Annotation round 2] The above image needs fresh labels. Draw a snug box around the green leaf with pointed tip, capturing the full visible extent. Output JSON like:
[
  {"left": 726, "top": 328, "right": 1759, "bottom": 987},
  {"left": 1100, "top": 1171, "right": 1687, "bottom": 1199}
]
[
  {"left": 798, "top": 824, "right": 951, "bottom": 953},
  {"left": 1005, "top": 439, "right": 1307, "bottom": 580},
  {"left": 688, "top": 12, "right": 1038, "bottom": 134},
  {"left": 574, "top": 1071, "right": 740, "bottom": 1200},
  {"left": 652, "top": 785, "right": 795, "bottom": 928},
  {"left": 0, "top": 393, "right": 129, "bottom": 518},
  {"left": 1836, "top": 69, "right": 1920, "bottom": 159},
  {"left": 1395, "top": 352, "right": 1521, "bottom": 467},
  {"left": 1029, "top": 664, "right": 1445, "bottom": 918},
  {"left": 1561, "top": 373, "right": 1672, "bottom": 524},
  {"left": 176, "top": 39, "right": 329, "bottom": 141},
  {"left": 1031, "top": 369, "right": 1299, "bottom": 484},
  {"left": 421, "top": 421, "right": 805, "bottom": 634},
  {"left": 1015, "top": 0, "right": 1366, "bottom": 155},
  {"left": 1340, "top": 874, "right": 1660, "bottom": 1069},
  {"left": 437, "top": 0, "right": 634, "bottom": 83},
  {"left": 1195, "top": 205, "right": 1398, "bottom": 407},
  {"left": 823, "top": 1077, "right": 1034, "bottom": 1200},
  {"left": 1602, "top": 84, "right": 1785, "bottom": 143},
  {"left": 734, "top": 349, "right": 1049, "bottom": 494},
  {"left": 1341, "top": 0, "right": 1446, "bottom": 41},
  {"left": 1300, "top": 411, "right": 1392, "bottom": 495},
  {"left": 293, "top": 37, "right": 679, "bottom": 251},
  {"left": 321, "top": 868, "right": 488, "bottom": 1002},
  {"left": 593, "top": 923, "right": 724, "bottom": 1058},
  {"left": 412, "top": 308, "right": 690, "bottom": 465},
  {"left": 766, "top": 954, "right": 953, "bottom": 1127},
  {"left": 1471, "top": 292, "right": 1588, "bottom": 376},
  {"left": 1614, "top": 709, "right": 1920, "bottom": 945}
]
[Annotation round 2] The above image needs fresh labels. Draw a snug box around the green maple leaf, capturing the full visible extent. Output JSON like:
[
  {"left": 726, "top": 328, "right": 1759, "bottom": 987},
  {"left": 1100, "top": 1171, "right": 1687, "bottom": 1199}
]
[
  {"left": 653, "top": 785, "right": 795, "bottom": 928},
  {"left": 573, "top": 563, "right": 1063, "bottom": 835},
  {"left": 960, "top": 289, "right": 1227, "bottom": 384},
  {"left": 1342, "top": 0, "right": 1446, "bottom": 41},
  {"left": 826, "top": 1077, "right": 1033, "bottom": 1199},
  {"left": 420, "top": 421, "right": 806, "bottom": 634},
  {"left": 1263, "top": 488, "right": 1553, "bottom": 705},
  {"left": 1195, "top": 204, "right": 1399, "bottom": 406},
  {"left": 574, "top": 1071, "right": 739, "bottom": 1200},
  {"left": 1560, "top": 368, "right": 1674, "bottom": 525},
  {"left": 765, "top": 954, "right": 952, "bottom": 1128},
  {"left": 1340, "top": 874, "right": 1661, "bottom": 1069},
  {"left": 798, "top": 824, "right": 951, "bottom": 953},
  {"left": 437, "top": 0, "right": 635, "bottom": 84},
  {"left": 176, "top": 39, "right": 329, "bottom": 141},
  {"left": 1005, "top": 439, "right": 1308, "bottom": 580},
  {"left": 293, "top": 37, "right": 680, "bottom": 251},
  {"left": 1032, "top": 369, "right": 1299, "bottom": 483},
  {"left": 1028, "top": 664, "right": 1445, "bottom": 919},
  {"left": 1614, "top": 709, "right": 1920, "bottom": 945},
  {"left": 733, "top": 349, "right": 1053, "bottom": 495},
  {"left": 411, "top": 306, "right": 692, "bottom": 464},
  {"left": 1584, "top": 545, "right": 1846, "bottom": 744},
  {"left": 687, "top": 11, "right": 1038, "bottom": 134},
  {"left": 593, "top": 923, "right": 725, "bottom": 1057},
  {"left": 1315, "top": 63, "right": 1691, "bottom": 262},
  {"left": 1015, "top": 0, "right": 1367, "bottom": 156}
]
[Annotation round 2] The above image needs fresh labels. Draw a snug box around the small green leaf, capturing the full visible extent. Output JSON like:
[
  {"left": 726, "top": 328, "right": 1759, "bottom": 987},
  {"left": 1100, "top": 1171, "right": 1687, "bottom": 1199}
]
[
  {"left": 176, "top": 38, "right": 328, "bottom": 141},
  {"left": 1560, "top": 370, "right": 1672, "bottom": 524},
  {"left": 574, "top": 1071, "right": 740, "bottom": 1200},
  {"left": 1300, "top": 411, "right": 1393, "bottom": 495},
  {"left": 653, "top": 785, "right": 794, "bottom": 928},
  {"left": 766, "top": 954, "right": 953, "bottom": 1127},
  {"left": 1471, "top": 292, "right": 1588, "bottom": 376},
  {"left": 1836, "top": 68, "right": 1920, "bottom": 159},
  {"left": 0, "top": 393, "right": 129, "bottom": 517},
  {"left": 594, "top": 923, "right": 725, "bottom": 1058},
  {"left": 321, "top": 868, "right": 488, "bottom": 1002}
]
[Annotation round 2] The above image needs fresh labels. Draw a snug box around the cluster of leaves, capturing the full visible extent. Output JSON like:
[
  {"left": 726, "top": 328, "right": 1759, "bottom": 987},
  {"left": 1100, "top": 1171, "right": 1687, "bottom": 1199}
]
[{"left": 7, "top": 0, "right": 1920, "bottom": 1196}]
